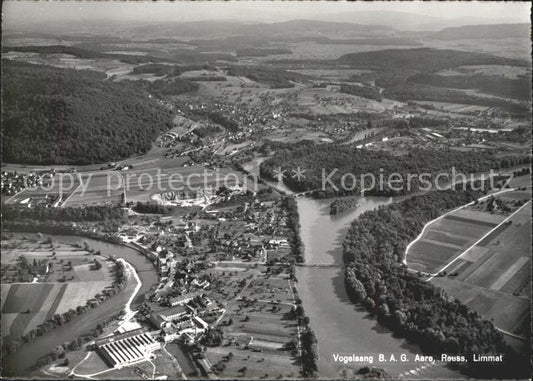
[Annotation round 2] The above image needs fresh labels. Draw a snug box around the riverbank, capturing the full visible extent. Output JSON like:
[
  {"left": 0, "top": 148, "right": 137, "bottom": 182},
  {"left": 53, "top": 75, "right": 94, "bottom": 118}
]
[
  {"left": 294, "top": 196, "right": 462, "bottom": 378},
  {"left": 2, "top": 233, "right": 158, "bottom": 376}
]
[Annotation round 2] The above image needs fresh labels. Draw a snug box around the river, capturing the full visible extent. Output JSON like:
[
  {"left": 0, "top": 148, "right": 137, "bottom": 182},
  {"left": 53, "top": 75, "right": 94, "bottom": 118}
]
[
  {"left": 2, "top": 233, "right": 158, "bottom": 376},
  {"left": 295, "top": 197, "right": 462, "bottom": 379}
]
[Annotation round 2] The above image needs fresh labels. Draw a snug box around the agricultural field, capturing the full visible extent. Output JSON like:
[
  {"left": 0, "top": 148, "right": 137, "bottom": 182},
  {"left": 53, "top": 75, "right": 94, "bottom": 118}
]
[
  {"left": 296, "top": 87, "right": 391, "bottom": 115},
  {"left": 204, "top": 272, "right": 300, "bottom": 379},
  {"left": 413, "top": 101, "right": 490, "bottom": 113},
  {"left": 1, "top": 238, "right": 114, "bottom": 341},
  {"left": 114, "top": 72, "right": 167, "bottom": 82},
  {"left": 431, "top": 201, "right": 531, "bottom": 341},
  {"left": 508, "top": 174, "right": 533, "bottom": 189},
  {"left": 59, "top": 161, "right": 244, "bottom": 206},
  {"left": 406, "top": 207, "right": 508, "bottom": 274}
]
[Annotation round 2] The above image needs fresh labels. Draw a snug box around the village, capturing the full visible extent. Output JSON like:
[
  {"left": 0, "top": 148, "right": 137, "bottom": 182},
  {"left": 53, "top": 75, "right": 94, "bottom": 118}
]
[{"left": 68, "top": 189, "right": 303, "bottom": 378}]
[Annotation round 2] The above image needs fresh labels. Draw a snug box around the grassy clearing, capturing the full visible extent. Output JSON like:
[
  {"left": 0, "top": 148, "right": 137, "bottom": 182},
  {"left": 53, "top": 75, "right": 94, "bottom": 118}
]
[
  {"left": 414, "top": 101, "right": 489, "bottom": 113},
  {"left": 205, "top": 345, "right": 299, "bottom": 379},
  {"left": 71, "top": 351, "right": 110, "bottom": 376}
]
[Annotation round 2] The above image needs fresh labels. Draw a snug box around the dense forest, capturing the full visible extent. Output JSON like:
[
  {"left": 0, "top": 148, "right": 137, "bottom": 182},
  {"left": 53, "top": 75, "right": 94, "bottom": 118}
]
[
  {"left": 337, "top": 48, "right": 528, "bottom": 72},
  {"left": 260, "top": 140, "right": 530, "bottom": 196},
  {"left": 3, "top": 45, "right": 157, "bottom": 65},
  {"left": 408, "top": 73, "right": 531, "bottom": 101},
  {"left": 330, "top": 197, "right": 358, "bottom": 215},
  {"left": 382, "top": 83, "right": 530, "bottom": 114},
  {"left": 3, "top": 45, "right": 238, "bottom": 65},
  {"left": 1, "top": 61, "right": 178, "bottom": 164},
  {"left": 339, "top": 84, "right": 382, "bottom": 101},
  {"left": 187, "top": 76, "right": 227, "bottom": 82},
  {"left": 281, "top": 197, "right": 304, "bottom": 263},
  {"left": 1, "top": 204, "right": 127, "bottom": 223},
  {"left": 342, "top": 190, "right": 527, "bottom": 377},
  {"left": 200, "top": 111, "right": 240, "bottom": 132},
  {"left": 313, "top": 37, "right": 421, "bottom": 46},
  {"left": 132, "top": 201, "right": 176, "bottom": 214}
]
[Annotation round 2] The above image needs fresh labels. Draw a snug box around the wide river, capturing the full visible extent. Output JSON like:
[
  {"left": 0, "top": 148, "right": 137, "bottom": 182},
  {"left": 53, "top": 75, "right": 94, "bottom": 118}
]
[
  {"left": 3, "top": 233, "right": 158, "bottom": 376},
  {"left": 295, "top": 197, "right": 462, "bottom": 379}
]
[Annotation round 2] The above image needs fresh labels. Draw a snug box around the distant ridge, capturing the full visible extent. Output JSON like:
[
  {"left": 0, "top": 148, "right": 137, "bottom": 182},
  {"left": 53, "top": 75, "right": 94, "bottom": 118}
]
[
  {"left": 130, "top": 19, "right": 392, "bottom": 38},
  {"left": 3, "top": 19, "right": 392, "bottom": 38},
  {"left": 337, "top": 47, "right": 529, "bottom": 71},
  {"left": 432, "top": 23, "right": 530, "bottom": 40}
]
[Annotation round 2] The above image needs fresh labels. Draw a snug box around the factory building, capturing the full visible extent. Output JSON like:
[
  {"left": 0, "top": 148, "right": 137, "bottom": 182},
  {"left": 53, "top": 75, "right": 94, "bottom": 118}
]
[{"left": 95, "top": 330, "right": 160, "bottom": 368}]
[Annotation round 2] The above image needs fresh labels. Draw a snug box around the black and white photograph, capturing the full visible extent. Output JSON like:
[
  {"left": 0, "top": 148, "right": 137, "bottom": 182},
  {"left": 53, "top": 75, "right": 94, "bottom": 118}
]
[{"left": 1, "top": 1, "right": 531, "bottom": 379}]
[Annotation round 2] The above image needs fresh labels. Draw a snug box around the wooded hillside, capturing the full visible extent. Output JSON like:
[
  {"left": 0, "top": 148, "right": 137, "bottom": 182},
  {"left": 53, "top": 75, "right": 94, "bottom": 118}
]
[{"left": 2, "top": 61, "right": 178, "bottom": 164}]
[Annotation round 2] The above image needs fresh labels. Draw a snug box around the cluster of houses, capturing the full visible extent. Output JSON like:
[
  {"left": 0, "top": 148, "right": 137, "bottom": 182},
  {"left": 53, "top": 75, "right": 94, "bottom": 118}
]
[
  {"left": 149, "top": 292, "right": 217, "bottom": 343},
  {"left": 109, "top": 195, "right": 296, "bottom": 360},
  {"left": 1, "top": 170, "right": 47, "bottom": 196}
]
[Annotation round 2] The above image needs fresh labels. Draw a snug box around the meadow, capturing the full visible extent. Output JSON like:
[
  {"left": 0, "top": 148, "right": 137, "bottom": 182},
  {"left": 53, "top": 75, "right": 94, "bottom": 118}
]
[{"left": 1, "top": 239, "right": 114, "bottom": 341}]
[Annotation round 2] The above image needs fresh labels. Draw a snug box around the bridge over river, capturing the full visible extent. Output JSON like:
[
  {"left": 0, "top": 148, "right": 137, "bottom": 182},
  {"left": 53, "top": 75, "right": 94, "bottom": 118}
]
[
  {"left": 296, "top": 263, "right": 340, "bottom": 268},
  {"left": 294, "top": 195, "right": 462, "bottom": 379}
]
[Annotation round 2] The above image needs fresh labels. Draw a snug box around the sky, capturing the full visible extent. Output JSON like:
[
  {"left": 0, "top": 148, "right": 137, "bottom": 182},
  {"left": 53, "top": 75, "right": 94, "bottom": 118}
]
[{"left": 2, "top": 1, "right": 531, "bottom": 27}]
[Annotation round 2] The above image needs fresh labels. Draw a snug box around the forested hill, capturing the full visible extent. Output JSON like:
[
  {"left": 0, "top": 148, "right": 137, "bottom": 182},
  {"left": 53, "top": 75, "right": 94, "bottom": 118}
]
[
  {"left": 2, "top": 60, "right": 175, "bottom": 165},
  {"left": 337, "top": 48, "right": 528, "bottom": 71},
  {"left": 260, "top": 140, "right": 530, "bottom": 196},
  {"left": 336, "top": 48, "right": 530, "bottom": 113},
  {"left": 432, "top": 23, "right": 530, "bottom": 40}
]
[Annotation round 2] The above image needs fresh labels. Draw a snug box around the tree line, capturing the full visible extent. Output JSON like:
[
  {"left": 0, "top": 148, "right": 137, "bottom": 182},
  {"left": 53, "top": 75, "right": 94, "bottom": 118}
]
[
  {"left": 2, "top": 204, "right": 127, "bottom": 223},
  {"left": 339, "top": 84, "right": 382, "bottom": 102},
  {"left": 330, "top": 197, "right": 358, "bottom": 215},
  {"left": 281, "top": 197, "right": 304, "bottom": 263},
  {"left": 132, "top": 201, "right": 177, "bottom": 215}
]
